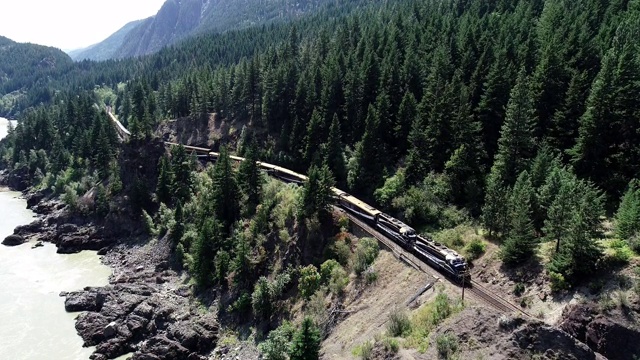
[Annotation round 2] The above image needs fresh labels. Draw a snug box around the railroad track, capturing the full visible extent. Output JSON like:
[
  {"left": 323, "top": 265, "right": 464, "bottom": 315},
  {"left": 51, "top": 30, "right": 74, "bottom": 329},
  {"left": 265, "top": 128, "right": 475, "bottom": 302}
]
[{"left": 343, "top": 210, "right": 531, "bottom": 317}]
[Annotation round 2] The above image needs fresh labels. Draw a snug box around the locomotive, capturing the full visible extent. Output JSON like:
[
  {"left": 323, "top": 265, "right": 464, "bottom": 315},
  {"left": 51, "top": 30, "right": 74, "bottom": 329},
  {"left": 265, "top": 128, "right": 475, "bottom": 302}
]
[
  {"left": 333, "top": 188, "right": 469, "bottom": 282},
  {"left": 165, "top": 142, "right": 470, "bottom": 282}
]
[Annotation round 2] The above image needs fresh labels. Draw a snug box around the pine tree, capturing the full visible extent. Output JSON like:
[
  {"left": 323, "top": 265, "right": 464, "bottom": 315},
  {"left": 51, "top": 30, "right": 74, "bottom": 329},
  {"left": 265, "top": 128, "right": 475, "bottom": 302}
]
[
  {"left": 347, "top": 105, "right": 383, "bottom": 195},
  {"left": 492, "top": 68, "right": 538, "bottom": 187},
  {"left": 394, "top": 91, "right": 417, "bottom": 157},
  {"left": 211, "top": 146, "right": 240, "bottom": 232},
  {"left": 303, "top": 109, "right": 324, "bottom": 167},
  {"left": 289, "top": 317, "right": 321, "bottom": 360},
  {"left": 169, "top": 144, "right": 193, "bottom": 204},
  {"left": 615, "top": 180, "right": 640, "bottom": 240},
  {"left": 323, "top": 114, "right": 346, "bottom": 186},
  {"left": 171, "top": 201, "right": 184, "bottom": 244},
  {"left": 156, "top": 155, "right": 172, "bottom": 205},
  {"left": 482, "top": 168, "right": 509, "bottom": 236},
  {"left": 404, "top": 113, "right": 429, "bottom": 186},
  {"left": 237, "top": 143, "right": 262, "bottom": 216},
  {"left": 192, "top": 218, "right": 222, "bottom": 288},
  {"left": 500, "top": 171, "right": 537, "bottom": 266}
]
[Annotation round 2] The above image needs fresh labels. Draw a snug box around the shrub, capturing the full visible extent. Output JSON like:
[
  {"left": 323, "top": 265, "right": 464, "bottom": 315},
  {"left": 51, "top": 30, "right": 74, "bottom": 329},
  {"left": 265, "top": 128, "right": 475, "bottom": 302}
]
[
  {"left": 353, "top": 238, "right": 380, "bottom": 275},
  {"left": 353, "top": 341, "right": 374, "bottom": 360},
  {"left": 252, "top": 277, "right": 274, "bottom": 318},
  {"left": 382, "top": 337, "right": 399, "bottom": 353},
  {"left": 629, "top": 233, "right": 640, "bottom": 253},
  {"left": 549, "top": 271, "right": 568, "bottom": 292},
  {"left": 229, "top": 291, "right": 251, "bottom": 314},
  {"left": 364, "top": 269, "right": 378, "bottom": 285},
  {"left": 63, "top": 185, "right": 79, "bottom": 212},
  {"left": 432, "top": 292, "right": 453, "bottom": 325},
  {"left": 608, "top": 241, "right": 633, "bottom": 265},
  {"left": 464, "top": 238, "right": 486, "bottom": 261},
  {"left": 513, "top": 283, "right": 525, "bottom": 297},
  {"left": 320, "top": 260, "right": 341, "bottom": 283},
  {"left": 142, "top": 209, "right": 157, "bottom": 236},
  {"left": 299, "top": 265, "right": 321, "bottom": 299},
  {"left": 258, "top": 322, "right": 295, "bottom": 360},
  {"left": 387, "top": 308, "right": 411, "bottom": 337},
  {"left": 435, "top": 332, "right": 459, "bottom": 359},
  {"left": 329, "top": 239, "right": 351, "bottom": 266}
]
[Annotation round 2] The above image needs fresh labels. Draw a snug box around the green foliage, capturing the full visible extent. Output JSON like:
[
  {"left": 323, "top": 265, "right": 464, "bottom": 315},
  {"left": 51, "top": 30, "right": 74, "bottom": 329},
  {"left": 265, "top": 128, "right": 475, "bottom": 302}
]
[
  {"left": 252, "top": 276, "right": 274, "bottom": 319},
  {"left": 290, "top": 317, "right": 321, "bottom": 360},
  {"left": 615, "top": 180, "right": 640, "bottom": 240},
  {"left": 500, "top": 171, "right": 537, "bottom": 266},
  {"left": 513, "top": 283, "right": 525, "bottom": 297},
  {"left": 464, "top": 238, "right": 486, "bottom": 261},
  {"left": 298, "top": 164, "right": 335, "bottom": 219},
  {"left": 327, "top": 238, "right": 351, "bottom": 266},
  {"left": 352, "top": 238, "right": 379, "bottom": 275},
  {"left": 382, "top": 337, "right": 399, "bottom": 354},
  {"left": 374, "top": 169, "right": 406, "bottom": 211},
  {"left": 259, "top": 321, "right": 296, "bottom": 360},
  {"left": 435, "top": 332, "right": 459, "bottom": 359},
  {"left": 549, "top": 271, "right": 568, "bottom": 292},
  {"left": 607, "top": 240, "right": 633, "bottom": 266},
  {"left": 298, "top": 265, "right": 321, "bottom": 299},
  {"left": 387, "top": 308, "right": 411, "bottom": 337}
]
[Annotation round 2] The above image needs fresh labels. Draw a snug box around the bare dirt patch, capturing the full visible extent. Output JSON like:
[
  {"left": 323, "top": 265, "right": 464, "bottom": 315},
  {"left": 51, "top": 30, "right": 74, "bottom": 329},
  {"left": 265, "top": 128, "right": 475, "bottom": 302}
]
[{"left": 321, "top": 250, "right": 437, "bottom": 359}]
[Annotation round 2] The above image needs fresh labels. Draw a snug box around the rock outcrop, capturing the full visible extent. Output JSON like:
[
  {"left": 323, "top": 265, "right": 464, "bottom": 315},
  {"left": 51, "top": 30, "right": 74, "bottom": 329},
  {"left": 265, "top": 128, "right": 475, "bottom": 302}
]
[
  {"left": 559, "top": 302, "right": 640, "bottom": 360},
  {"left": 2, "top": 234, "right": 25, "bottom": 246}
]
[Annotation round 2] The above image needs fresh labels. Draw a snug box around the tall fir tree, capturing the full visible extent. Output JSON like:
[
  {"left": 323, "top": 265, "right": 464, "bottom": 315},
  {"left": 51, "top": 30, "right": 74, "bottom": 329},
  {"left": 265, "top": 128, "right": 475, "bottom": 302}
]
[{"left": 501, "top": 171, "right": 537, "bottom": 266}]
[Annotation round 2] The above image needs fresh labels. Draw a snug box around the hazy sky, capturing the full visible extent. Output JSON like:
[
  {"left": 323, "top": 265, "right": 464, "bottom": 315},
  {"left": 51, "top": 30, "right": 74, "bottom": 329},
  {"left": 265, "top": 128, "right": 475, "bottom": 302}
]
[{"left": 0, "top": 0, "right": 166, "bottom": 50}]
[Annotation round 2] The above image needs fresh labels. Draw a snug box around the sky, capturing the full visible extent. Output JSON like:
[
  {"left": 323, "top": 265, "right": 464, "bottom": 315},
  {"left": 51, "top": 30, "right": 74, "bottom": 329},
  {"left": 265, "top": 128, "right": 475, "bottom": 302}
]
[{"left": 0, "top": 0, "right": 167, "bottom": 50}]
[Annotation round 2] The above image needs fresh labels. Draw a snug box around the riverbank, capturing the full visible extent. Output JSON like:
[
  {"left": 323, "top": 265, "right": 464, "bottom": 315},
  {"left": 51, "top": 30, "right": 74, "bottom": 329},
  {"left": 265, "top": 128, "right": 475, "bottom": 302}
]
[{"left": 0, "top": 143, "right": 219, "bottom": 359}]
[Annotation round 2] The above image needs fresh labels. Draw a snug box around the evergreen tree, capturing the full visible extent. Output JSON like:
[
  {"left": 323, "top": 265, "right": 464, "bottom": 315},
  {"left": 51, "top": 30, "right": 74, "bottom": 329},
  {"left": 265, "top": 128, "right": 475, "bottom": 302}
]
[
  {"left": 238, "top": 143, "right": 262, "bottom": 216},
  {"left": 482, "top": 168, "right": 509, "bottom": 236},
  {"left": 192, "top": 218, "right": 223, "bottom": 288},
  {"left": 289, "top": 317, "right": 321, "bottom": 360},
  {"left": 347, "top": 105, "right": 383, "bottom": 196},
  {"left": 303, "top": 109, "right": 324, "bottom": 166},
  {"left": 501, "top": 171, "right": 537, "bottom": 266},
  {"left": 394, "top": 91, "right": 417, "bottom": 157},
  {"left": 171, "top": 201, "right": 184, "bottom": 244},
  {"left": 492, "top": 68, "right": 538, "bottom": 187},
  {"left": 156, "top": 155, "right": 172, "bottom": 205},
  {"left": 169, "top": 145, "right": 193, "bottom": 204},
  {"left": 615, "top": 180, "right": 640, "bottom": 240},
  {"left": 323, "top": 114, "right": 346, "bottom": 186},
  {"left": 548, "top": 185, "right": 604, "bottom": 280},
  {"left": 404, "top": 112, "right": 429, "bottom": 186},
  {"left": 211, "top": 146, "right": 240, "bottom": 232},
  {"left": 299, "top": 164, "right": 335, "bottom": 219}
]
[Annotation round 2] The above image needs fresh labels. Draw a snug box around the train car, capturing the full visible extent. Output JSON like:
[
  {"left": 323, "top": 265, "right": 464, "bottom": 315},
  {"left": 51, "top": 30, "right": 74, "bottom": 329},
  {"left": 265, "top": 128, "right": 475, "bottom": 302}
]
[
  {"left": 257, "top": 162, "right": 308, "bottom": 184},
  {"left": 413, "top": 235, "right": 469, "bottom": 281},
  {"left": 375, "top": 213, "right": 416, "bottom": 249},
  {"left": 335, "top": 191, "right": 381, "bottom": 223}
]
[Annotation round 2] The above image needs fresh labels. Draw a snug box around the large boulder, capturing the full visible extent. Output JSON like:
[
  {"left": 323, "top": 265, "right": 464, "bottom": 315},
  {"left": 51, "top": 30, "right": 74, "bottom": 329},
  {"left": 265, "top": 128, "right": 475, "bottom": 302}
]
[{"left": 2, "top": 234, "right": 25, "bottom": 246}]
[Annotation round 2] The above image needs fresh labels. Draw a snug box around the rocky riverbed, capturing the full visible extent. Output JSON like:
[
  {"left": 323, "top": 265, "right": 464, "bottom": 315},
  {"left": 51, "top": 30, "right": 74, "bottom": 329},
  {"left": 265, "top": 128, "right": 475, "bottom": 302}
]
[{"left": 0, "top": 178, "right": 219, "bottom": 360}]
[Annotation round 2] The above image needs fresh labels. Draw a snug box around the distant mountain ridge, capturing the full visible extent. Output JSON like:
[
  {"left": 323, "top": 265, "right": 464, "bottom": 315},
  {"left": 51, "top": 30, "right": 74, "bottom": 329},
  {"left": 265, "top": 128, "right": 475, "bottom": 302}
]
[
  {"left": 68, "top": 20, "right": 144, "bottom": 61},
  {"left": 70, "top": 0, "right": 349, "bottom": 61}
]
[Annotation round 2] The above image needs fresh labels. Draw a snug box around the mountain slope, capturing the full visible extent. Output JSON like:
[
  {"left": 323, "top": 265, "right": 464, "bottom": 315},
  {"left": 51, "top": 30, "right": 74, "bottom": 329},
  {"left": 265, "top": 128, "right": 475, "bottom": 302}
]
[
  {"left": 84, "top": 0, "right": 360, "bottom": 59},
  {"left": 0, "top": 36, "right": 73, "bottom": 116},
  {"left": 68, "top": 20, "right": 144, "bottom": 61}
]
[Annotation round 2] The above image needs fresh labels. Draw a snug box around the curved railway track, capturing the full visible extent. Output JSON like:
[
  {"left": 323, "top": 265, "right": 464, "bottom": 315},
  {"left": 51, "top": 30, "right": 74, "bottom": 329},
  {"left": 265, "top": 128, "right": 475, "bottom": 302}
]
[
  {"left": 342, "top": 209, "right": 531, "bottom": 317},
  {"left": 164, "top": 141, "right": 531, "bottom": 316}
]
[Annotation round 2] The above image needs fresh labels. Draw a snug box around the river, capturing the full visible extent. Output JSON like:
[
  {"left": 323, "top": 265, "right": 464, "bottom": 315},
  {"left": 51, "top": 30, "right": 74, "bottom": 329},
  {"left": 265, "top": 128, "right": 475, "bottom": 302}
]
[{"left": 0, "top": 117, "right": 112, "bottom": 359}]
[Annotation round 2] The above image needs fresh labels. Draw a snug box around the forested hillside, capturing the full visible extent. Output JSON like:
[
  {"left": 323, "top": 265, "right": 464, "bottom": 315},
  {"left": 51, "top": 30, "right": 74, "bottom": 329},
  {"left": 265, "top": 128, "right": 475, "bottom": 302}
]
[
  {"left": 0, "top": 36, "right": 74, "bottom": 117},
  {"left": 2, "top": 0, "right": 640, "bottom": 357}
]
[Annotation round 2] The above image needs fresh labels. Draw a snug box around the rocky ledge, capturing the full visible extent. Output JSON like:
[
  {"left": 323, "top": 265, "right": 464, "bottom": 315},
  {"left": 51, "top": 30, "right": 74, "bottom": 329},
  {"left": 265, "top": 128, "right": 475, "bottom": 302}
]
[
  {"left": 2, "top": 190, "right": 219, "bottom": 359},
  {"left": 62, "top": 283, "right": 217, "bottom": 360}
]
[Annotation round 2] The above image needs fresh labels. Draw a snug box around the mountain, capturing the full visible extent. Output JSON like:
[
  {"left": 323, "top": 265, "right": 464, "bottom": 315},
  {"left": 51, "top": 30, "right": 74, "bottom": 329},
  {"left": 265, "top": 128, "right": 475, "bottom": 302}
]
[
  {"left": 75, "top": 0, "right": 353, "bottom": 60},
  {"left": 0, "top": 36, "right": 73, "bottom": 116},
  {"left": 68, "top": 20, "right": 144, "bottom": 61}
]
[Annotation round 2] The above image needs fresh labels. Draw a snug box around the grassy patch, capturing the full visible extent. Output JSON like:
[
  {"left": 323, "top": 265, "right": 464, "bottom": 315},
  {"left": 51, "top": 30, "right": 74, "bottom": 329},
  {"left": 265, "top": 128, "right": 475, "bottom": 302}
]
[{"left": 404, "top": 291, "right": 463, "bottom": 352}]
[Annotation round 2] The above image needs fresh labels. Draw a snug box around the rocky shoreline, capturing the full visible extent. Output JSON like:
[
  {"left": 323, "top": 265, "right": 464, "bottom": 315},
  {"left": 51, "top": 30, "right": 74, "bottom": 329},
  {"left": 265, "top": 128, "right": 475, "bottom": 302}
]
[{"left": 1, "top": 171, "right": 219, "bottom": 360}]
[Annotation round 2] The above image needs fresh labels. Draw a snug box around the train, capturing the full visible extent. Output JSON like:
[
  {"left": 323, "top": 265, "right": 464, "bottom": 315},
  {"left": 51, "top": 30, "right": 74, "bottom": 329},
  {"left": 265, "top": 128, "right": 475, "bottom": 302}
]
[{"left": 165, "top": 142, "right": 470, "bottom": 282}]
